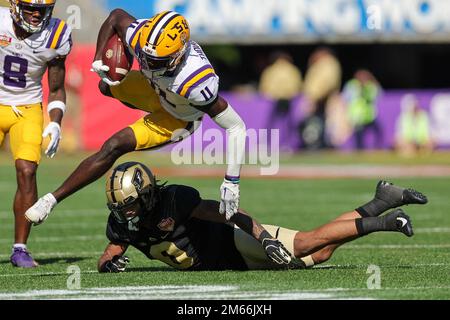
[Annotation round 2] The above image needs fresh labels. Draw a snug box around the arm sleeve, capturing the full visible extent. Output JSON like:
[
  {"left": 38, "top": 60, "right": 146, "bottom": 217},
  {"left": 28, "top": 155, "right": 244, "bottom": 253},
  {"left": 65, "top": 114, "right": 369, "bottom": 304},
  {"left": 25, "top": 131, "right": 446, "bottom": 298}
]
[{"left": 212, "top": 104, "right": 247, "bottom": 178}]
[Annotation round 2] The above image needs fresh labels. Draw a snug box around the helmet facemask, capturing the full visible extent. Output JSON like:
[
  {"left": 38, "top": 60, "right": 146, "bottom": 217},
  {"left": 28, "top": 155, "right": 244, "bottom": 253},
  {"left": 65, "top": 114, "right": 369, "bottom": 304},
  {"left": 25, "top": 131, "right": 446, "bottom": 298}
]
[
  {"left": 139, "top": 42, "right": 187, "bottom": 78},
  {"left": 10, "top": 1, "right": 55, "bottom": 34},
  {"left": 106, "top": 162, "right": 158, "bottom": 226}
]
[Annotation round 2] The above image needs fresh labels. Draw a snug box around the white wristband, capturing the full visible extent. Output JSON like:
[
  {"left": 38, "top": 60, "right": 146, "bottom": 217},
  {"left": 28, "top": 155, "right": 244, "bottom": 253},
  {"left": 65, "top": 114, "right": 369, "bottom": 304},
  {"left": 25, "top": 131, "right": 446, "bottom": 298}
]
[{"left": 47, "top": 100, "right": 66, "bottom": 115}]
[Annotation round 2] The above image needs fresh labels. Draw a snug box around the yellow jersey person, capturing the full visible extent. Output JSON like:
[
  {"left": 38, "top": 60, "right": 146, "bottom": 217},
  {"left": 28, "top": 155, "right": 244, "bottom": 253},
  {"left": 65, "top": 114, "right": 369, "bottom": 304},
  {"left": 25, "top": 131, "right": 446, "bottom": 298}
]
[
  {"left": 25, "top": 10, "right": 246, "bottom": 226},
  {"left": 0, "top": 0, "right": 72, "bottom": 267}
]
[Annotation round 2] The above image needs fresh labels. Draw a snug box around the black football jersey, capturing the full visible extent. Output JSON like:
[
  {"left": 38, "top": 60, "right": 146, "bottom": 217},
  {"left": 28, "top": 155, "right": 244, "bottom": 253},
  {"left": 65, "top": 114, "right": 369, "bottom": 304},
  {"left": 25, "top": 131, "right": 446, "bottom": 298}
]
[{"left": 106, "top": 184, "right": 247, "bottom": 271}]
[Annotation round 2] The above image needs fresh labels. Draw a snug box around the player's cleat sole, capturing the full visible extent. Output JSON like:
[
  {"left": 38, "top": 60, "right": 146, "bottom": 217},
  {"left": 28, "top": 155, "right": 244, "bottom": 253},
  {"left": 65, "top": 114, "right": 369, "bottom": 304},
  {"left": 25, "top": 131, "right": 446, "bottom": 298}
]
[
  {"left": 386, "top": 208, "right": 414, "bottom": 237},
  {"left": 376, "top": 180, "right": 428, "bottom": 209},
  {"left": 402, "top": 187, "right": 428, "bottom": 205}
]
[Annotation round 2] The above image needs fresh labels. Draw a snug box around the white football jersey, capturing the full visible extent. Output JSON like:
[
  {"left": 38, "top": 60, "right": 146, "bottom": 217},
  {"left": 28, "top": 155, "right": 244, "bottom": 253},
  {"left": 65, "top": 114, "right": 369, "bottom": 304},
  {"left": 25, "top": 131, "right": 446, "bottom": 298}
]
[
  {"left": 0, "top": 7, "right": 72, "bottom": 105},
  {"left": 126, "top": 19, "right": 219, "bottom": 122}
]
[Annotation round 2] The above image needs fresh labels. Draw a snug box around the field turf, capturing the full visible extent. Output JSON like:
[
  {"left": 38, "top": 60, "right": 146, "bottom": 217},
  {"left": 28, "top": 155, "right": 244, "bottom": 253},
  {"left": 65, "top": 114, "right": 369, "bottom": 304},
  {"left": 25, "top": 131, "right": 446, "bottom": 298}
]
[{"left": 0, "top": 152, "right": 449, "bottom": 300}]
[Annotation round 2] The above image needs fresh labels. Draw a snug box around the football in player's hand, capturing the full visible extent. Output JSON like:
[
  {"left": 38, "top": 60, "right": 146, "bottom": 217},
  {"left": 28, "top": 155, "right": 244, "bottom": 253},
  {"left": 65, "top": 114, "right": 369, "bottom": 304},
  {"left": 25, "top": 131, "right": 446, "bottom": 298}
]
[{"left": 102, "top": 34, "right": 133, "bottom": 82}]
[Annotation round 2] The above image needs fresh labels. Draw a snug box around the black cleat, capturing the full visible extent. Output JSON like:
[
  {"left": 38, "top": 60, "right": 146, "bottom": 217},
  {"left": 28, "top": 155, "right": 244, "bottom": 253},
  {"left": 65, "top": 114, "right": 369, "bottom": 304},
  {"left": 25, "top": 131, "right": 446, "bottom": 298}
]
[
  {"left": 375, "top": 180, "right": 428, "bottom": 208},
  {"left": 402, "top": 187, "right": 428, "bottom": 205},
  {"left": 386, "top": 208, "right": 414, "bottom": 237}
]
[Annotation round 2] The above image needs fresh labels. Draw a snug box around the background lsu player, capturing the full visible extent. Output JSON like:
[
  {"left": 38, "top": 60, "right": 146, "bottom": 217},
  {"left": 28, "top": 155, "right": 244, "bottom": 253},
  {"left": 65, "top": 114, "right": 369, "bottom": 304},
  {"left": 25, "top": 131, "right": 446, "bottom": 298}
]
[
  {"left": 26, "top": 9, "right": 247, "bottom": 225},
  {"left": 0, "top": 0, "right": 72, "bottom": 267}
]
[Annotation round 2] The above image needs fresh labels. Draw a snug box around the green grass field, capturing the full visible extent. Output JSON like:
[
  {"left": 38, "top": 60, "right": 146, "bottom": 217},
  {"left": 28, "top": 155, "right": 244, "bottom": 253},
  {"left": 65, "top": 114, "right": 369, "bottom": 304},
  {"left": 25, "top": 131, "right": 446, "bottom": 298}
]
[{"left": 0, "top": 152, "right": 449, "bottom": 300}]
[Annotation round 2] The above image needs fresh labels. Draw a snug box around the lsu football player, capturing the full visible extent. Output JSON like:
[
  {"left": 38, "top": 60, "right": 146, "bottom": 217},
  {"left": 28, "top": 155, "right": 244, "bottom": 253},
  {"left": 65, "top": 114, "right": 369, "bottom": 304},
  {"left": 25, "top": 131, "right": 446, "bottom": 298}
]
[
  {"left": 97, "top": 162, "right": 427, "bottom": 273},
  {"left": 26, "top": 9, "right": 247, "bottom": 225},
  {"left": 0, "top": 0, "right": 72, "bottom": 267}
]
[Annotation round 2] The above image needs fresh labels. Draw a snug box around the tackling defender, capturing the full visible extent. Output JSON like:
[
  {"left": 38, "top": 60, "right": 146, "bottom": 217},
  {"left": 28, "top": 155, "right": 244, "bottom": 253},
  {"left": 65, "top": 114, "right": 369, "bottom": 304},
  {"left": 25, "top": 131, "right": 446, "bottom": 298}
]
[
  {"left": 97, "top": 162, "right": 427, "bottom": 273},
  {"left": 0, "top": 0, "right": 71, "bottom": 267},
  {"left": 25, "top": 9, "right": 247, "bottom": 225}
]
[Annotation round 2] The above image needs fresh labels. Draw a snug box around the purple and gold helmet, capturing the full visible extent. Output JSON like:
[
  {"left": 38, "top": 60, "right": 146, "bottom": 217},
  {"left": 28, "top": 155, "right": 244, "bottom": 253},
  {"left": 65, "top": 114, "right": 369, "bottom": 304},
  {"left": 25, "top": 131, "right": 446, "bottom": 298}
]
[{"left": 10, "top": 0, "right": 56, "bottom": 33}]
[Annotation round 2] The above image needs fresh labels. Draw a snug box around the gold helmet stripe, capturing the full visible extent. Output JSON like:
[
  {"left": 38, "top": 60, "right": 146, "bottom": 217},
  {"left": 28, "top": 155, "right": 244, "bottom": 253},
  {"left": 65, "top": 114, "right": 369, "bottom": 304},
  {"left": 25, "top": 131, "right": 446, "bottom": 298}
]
[
  {"left": 147, "top": 11, "right": 179, "bottom": 47},
  {"left": 145, "top": 11, "right": 170, "bottom": 45}
]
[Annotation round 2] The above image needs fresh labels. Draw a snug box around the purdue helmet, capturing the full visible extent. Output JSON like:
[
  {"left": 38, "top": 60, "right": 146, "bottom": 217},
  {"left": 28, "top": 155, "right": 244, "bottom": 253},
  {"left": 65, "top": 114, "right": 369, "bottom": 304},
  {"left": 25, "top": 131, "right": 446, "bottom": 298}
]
[
  {"left": 106, "top": 162, "right": 158, "bottom": 223},
  {"left": 137, "top": 11, "right": 190, "bottom": 73},
  {"left": 10, "top": 0, "right": 56, "bottom": 33}
]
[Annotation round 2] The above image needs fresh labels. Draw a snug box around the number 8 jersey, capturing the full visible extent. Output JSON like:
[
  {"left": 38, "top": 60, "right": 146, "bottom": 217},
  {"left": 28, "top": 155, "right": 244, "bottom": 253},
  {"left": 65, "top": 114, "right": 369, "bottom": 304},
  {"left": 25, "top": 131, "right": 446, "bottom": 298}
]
[{"left": 0, "top": 7, "right": 72, "bottom": 106}]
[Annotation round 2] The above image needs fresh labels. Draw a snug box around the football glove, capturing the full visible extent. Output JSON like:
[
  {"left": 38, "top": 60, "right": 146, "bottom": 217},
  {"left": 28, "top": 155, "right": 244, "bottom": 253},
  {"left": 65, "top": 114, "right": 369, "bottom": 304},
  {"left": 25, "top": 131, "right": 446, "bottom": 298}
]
[
  {"left": 102, "top": 255, "right": 130, "bottom": 273},
  {"left": 42, "top": 122, "right": 61, "bottom": 158},
  {"left": 219, "top": 179, "right": 240, "bottom": 220},
  {"left": 91, "top": 60, "right": 120, "bottom": 86},
  {"left": 262, "top": 238, "right": 292, "bottom": 265}
]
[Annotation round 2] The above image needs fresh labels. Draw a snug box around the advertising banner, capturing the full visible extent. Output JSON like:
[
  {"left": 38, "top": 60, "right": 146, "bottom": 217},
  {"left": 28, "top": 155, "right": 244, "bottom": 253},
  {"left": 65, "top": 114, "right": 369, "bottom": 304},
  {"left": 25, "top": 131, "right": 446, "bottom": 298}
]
[{"left": 105, "top": 0, "right": 450, "bottom": 43}]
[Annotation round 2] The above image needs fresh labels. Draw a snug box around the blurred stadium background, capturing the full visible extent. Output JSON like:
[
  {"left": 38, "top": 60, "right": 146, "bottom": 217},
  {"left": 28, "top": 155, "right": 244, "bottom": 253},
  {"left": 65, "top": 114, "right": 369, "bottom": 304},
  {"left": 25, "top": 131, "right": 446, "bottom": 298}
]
[
  {"left": 0, "top": 0, "right": 449, "bottom": 300},
  {"left": 2, "top": 0, "right": 450, "bottom": 155}
]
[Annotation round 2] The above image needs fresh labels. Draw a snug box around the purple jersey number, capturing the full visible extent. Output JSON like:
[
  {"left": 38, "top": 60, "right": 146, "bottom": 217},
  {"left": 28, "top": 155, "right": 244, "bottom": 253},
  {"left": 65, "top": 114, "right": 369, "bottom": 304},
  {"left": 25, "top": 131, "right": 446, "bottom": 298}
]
[{"left": 3, "top": 55, "right": 28, "bottom": 88}]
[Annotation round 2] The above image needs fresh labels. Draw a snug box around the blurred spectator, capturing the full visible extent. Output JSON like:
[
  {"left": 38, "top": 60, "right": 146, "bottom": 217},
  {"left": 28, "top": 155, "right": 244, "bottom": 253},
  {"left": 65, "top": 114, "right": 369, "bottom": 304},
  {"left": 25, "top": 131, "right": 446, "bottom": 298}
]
[
  {"left": 259, "top": 51, "right": 302, "bottom": 149},
  {"left": 343, "top": 69, "right": 382, "bottom": 150},
  {"left": 299, "top": 47, "right": 341, "bottom": 149},
  {"left": 395, "top": 94, "right": 434, "bottom": 157}
]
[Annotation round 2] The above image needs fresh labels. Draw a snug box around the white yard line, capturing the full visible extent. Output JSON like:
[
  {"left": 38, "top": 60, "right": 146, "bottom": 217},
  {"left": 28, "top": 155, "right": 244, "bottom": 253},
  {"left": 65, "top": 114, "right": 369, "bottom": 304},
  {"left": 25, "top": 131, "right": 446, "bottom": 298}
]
[
  {"left": 0, "top": 286, "right": 341, "bottom": 300},
  {"left": 0, "top": 285, "right": 449, "bottom": 300}
]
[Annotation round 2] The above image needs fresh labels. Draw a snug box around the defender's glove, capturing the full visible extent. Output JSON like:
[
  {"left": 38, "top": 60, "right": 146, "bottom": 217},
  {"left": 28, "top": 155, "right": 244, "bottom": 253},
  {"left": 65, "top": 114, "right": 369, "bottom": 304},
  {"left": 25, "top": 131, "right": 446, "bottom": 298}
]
[
  {"left": 262, "top": 238, "right": 292, "bottom": 265},
  {"left": 101, "top": 255, "right": 130, "bottom": 273},
  {"left": 219, "top": 179, "right": 240, "bottom": 220},
  {"left": 91, "top": 60, "right": 120, "bottom": 86},
  {"left": 42, "top": 122, "right": 61, "bottom": 158}
]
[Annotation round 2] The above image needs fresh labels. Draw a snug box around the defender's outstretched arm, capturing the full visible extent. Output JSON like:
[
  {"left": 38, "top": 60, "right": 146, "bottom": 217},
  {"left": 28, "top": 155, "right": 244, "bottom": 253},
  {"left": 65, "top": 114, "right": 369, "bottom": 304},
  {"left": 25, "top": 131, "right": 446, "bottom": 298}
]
[
  {"left": 191, "top": 200, "right": 292, "bottom": 265},
  {"left": 98, "top": 242, "right": 129, "bottom": 273}
]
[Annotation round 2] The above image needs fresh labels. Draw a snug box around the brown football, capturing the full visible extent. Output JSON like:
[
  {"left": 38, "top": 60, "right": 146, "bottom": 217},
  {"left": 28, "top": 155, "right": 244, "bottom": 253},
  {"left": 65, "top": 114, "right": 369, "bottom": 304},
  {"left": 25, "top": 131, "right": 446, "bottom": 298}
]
[{"left": 102, "top": 33, "right": 133, "bottom": 82}]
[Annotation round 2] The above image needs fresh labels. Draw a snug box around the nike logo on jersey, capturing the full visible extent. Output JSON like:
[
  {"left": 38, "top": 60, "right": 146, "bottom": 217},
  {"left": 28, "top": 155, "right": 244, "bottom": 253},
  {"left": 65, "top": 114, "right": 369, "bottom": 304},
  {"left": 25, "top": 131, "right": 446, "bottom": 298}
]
[{"left": 397, "top": 217, "right": 408, "bottom": 227}]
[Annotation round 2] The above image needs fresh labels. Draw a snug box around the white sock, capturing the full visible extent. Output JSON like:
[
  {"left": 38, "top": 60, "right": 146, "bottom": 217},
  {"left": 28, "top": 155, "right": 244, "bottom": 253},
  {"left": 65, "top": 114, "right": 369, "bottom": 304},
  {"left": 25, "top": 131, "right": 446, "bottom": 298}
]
[{"left": 13, "top": 243, "right": 27, "bottom": 252}]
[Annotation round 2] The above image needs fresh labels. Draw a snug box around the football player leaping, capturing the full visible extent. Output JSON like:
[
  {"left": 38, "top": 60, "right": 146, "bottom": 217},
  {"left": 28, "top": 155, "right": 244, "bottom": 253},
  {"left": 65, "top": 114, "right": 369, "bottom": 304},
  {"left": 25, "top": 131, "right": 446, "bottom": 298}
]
[
  {"left": 0, "top": 0, "right": 72, "bottom": 267},
  {"left": 97, "top": 162, "right": 428, "bottom": 273},
  {"left": 26, "top": 9, "right": 247, "bottom": 226}
]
